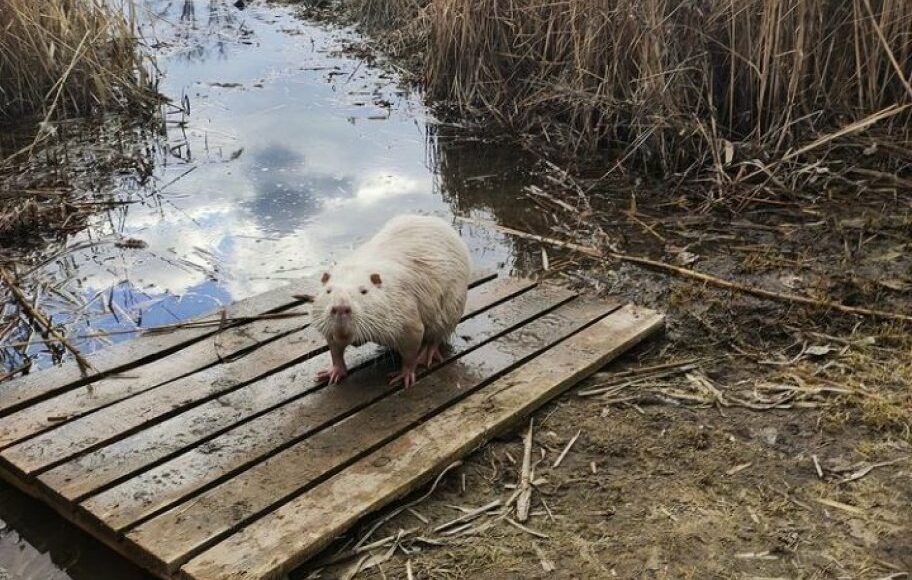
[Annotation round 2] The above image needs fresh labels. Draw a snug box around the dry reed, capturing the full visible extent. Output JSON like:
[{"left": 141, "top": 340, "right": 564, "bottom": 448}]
[
  {"left": 0, "top": 0, "right": 157, "bottom": 123},
  {"left": 350, "top": 0, "right": 912, "bottom": 178}
]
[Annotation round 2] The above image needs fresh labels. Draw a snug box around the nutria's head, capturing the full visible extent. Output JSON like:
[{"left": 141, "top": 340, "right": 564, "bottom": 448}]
[{"left": 312, "top": 269, "right": 384, "bottom": 343}]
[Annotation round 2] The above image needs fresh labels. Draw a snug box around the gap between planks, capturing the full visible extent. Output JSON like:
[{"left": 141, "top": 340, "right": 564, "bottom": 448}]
[
  {"left": 0, "top": 273, "right": 500, "bottom": 475},
  {"left": 0, "top": 271, "right": 496, "bottom": 452},
  {"left": 0, "top": 271, "right": 496, "bottom": 418},
  {"left": 0, "top": 272, "right": 507, "bottom": 577},
  {"left": 0, "top": 278, "right": 315, "bottom": 417}
]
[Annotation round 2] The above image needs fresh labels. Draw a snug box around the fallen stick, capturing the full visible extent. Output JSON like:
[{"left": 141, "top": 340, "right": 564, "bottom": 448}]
[
  {"left": 433, "top": 500, "right": 501, "bottom": 533},
  {"left": 350, "top": 460, "right": 462, "bottom": 551},
  {"left": 1, "top": 310, "right": 311, "bottom": 348},
  {"left": 516, "top": 419, "right": 534, "bottom": 522},
  {"left": 578, "top": 363, "right": 699, "bottom": 397},
  {"left": 552, "top": 429, "right": 581, "bottom": 469},
  {"left": 506, "top": 517, "right": 549, "bottom": 539},
  {"left": 0, "top": 267, "right": 92, "bottom": 375},
  {"left": 456, "top": 217, "right": 912, "bottom": 323},
  {"left": 592, "top": 358, "right": 702, "bottom": 380}
]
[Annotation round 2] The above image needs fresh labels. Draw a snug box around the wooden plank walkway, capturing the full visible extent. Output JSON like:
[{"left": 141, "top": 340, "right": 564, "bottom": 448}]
[{"left": 0, "top": 271, "right": 663, "bottom": 579}]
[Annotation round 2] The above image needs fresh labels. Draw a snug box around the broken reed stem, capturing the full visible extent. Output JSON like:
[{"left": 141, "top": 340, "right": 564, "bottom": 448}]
[
  {"left": 0, "top": 310, "right": 311, "bottom": 349},
  {"left": 612, "top": 253, "right": 912, "bottom": 324},
  {"left": 516, "top": 418, "right": 534, "bottom": 522},
  {"left": 861, "top": 0, "right": 912, "bottom": 104},
  {"left": 552, "top": 429, "right": 581, "bottom": 468},
  {"left": 457, "top": 217, "right": 912, "bottom": 324},
  {"left": 0, "top": 267, "right": 92, "bottom": 375}
]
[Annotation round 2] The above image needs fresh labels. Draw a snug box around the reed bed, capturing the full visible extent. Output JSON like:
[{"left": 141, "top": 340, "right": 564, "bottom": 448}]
[
  {"left": 349, "top": 0, "right": 912, "bottom": 180},
  {"left": 0, "top": 0, "right": 156, "bottom": 123}
]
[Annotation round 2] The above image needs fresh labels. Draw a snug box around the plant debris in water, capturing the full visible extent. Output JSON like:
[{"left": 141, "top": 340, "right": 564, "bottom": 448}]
[{"left": 0, "top": 0, "right": 164, "bottom": 377}]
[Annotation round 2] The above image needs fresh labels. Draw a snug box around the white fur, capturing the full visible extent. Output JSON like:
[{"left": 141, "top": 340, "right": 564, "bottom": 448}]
[{"left": 313, "top": 215, "right": 472, "bottom": 355}]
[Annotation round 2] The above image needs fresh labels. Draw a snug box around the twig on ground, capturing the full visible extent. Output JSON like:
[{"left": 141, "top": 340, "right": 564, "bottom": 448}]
[
  {"left": 457, "top": 217, "right": 912, "bottom": 323},
  {"left": 516, "top": 419, "right": 534, "bottom": 522},
  {"left": 506, "top": 517, "right": 549, "bottom": 539},
  {"left": 433, "top": 500, "right": 501, "bottom": 533},
  {"left": 837, "top": 456, "right": 910, "bottom": 485},
  {"left": 350, "top": 460, "right": 462, "bottom": 551},
  {"left": 551, "top": 429, "right": 581, "bottom": 469}
]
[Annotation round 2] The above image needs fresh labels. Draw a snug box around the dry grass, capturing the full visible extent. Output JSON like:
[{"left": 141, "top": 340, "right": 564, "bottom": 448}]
[
  {"left": 348, "top": 0, "right": 912, "bottom": 180},
  {"left": 0, "top": 0, "right": 156, "bottom": 123}
]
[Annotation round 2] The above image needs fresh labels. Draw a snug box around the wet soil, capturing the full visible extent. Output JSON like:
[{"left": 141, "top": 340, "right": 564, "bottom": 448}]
[{"left": 305, "top": 187, "right": 912, "bottom": 579}]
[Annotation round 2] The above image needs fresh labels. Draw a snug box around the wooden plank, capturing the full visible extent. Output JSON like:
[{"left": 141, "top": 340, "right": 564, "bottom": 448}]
[
  {"left": 1, "top": 328, "right": 324, "bottom": 475},
  {"left": 0, "top": 272, "right": 498, "bottom": 475},
  {"left": 0, "top": 306, "right": 312, "bottom": 449},
  {"left": 0, "top": 271, "right": 495, "bottom": 418},
  {"left": 126, "top": 297, "right": 620, "bottom": 573},
  {"left": 40, "top": 277, "right": 537, "bottom": 501},
  {"left": 181, "top": 304, "right": 664, "bottom": 580},
  {"left": 0, "top": 278, "right": 313, "bottom": 417},
  {"left": 77, "top": 283, "right": 572, "bottom": 529}
]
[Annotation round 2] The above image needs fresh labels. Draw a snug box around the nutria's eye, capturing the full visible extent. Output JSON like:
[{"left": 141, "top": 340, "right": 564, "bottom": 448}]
[{"left": 360, "top": 288, "right": 368, "bottom": 295}]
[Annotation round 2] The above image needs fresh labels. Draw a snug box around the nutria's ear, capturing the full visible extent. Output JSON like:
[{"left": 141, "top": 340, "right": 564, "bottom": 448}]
[
  {"left": 321, "top": 272, "right": 331, "bottom": 285},
  {"left": 370, "top": 273, "right": 382, "bottom": 287}
]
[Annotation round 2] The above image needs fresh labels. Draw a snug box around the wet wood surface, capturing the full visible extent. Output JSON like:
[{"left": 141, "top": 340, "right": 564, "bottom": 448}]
[
  {"left": 0, "top": 277, "right": 317, "bottom": 416},
  {"left": 41, "top": 277, "right": 534, "bottom": 502},
  {"left": 0, "top": 272, "right": 662, "bottom": 579},
  {"left": 182, "top": 304, "right": 664, "bottom": 580},
  {"left": 76, "top": 278, "right": 546, "bottom": 525},
  {"left": 127, "top": 295, "right": 611, "bottom": 570}
]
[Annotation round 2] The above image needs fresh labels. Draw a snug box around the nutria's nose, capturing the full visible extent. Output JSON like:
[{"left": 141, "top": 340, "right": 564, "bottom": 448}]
[{"left": 331, "top": 306, "right": 351, "bottom": 316}]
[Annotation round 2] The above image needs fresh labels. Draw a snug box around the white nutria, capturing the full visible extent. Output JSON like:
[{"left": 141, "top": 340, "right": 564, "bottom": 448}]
[{"left": 312, "top": 214, "right": 472, "bottom": 387}]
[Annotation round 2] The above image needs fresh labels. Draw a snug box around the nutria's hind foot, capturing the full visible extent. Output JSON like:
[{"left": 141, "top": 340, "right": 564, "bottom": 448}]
[
  {"left": 387, "top": 364, "right": 418, "bottom": 388},
  {"left": 317, "top": 366, "right": 347, "bottom": 385},
  {"left": 416, "top": 342, "right": 445, "bottom": 368}
]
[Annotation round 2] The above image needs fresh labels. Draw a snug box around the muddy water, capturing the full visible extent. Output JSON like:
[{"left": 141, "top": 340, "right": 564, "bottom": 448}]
[{"left": 0, "top": 1, "right": 544, "bottom": 577}]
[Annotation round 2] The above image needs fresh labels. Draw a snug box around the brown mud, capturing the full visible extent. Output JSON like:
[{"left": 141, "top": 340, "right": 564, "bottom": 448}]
[
  {"left": 304, "top": 184, "right": 912, "bottom": 579},
  {"left": 286, "top": 4, "right": 912, "bottom": 573}
]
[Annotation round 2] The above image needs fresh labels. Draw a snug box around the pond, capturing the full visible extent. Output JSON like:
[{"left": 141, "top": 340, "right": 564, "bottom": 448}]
[{"left": 0, "top": 0, "right": 549, "bottom": 577}]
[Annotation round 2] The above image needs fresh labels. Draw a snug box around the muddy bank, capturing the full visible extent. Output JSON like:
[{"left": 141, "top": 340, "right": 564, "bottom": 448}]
[
  {"left": 297, "top": 174, "right": 912, "bottom": 578},
  {"left": 273, "top": 2, "right": 912, "bottom": 578}
]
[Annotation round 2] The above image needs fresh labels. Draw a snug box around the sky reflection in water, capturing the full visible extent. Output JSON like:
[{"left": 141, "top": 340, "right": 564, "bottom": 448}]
[{"left": 42, "top": 0, "right": 532, "bottom": 361}]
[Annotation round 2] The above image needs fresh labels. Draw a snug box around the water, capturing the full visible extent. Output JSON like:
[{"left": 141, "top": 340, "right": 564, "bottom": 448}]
[
  {"left": 1, "top": 0, "right": 548, "bottom": 371},
  {"left": 0, "top": 1, "right": 546, "bottom": 577}
]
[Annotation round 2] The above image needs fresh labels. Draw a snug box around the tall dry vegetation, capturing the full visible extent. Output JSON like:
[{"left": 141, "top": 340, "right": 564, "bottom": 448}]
[
  {"left": 0, "top": 0, "right": 156, "bottom": 123},
  {"left": 354, "top": 0, "right": 912, "bottom": 177}
]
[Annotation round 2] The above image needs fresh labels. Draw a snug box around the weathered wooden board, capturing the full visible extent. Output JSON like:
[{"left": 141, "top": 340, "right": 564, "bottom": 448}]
[
  {"left": 181, "top": 304, "right": 663, "bottom": 580},
  {"left": 125, "top": 296, "right": 616, "bottom": 573},
  {"left": 0, "top": 306, "right": 311, "bottom": 449},
  {"left": 0, "top": 278, "right": 313, "bottom": 416},
  {"left": 0, "top": 271, "right": 663, "bottom": 580},
  {"left": 1, "top": 271, "right": 496, "bottom": 475},
  {"left": 40, "top": 277, "right": 535, "bottom": 502},
  {"left": 0, "top": 271, "right": 493, "bottom": 419},
  {"left": 78, "top": 282, "right": 568, "bottom": 531}
]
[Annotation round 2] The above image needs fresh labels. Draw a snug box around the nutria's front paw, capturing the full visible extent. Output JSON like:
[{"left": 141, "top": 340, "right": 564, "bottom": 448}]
[{"left": 317, "top": 366, "right": 347, "bottom": 384}]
